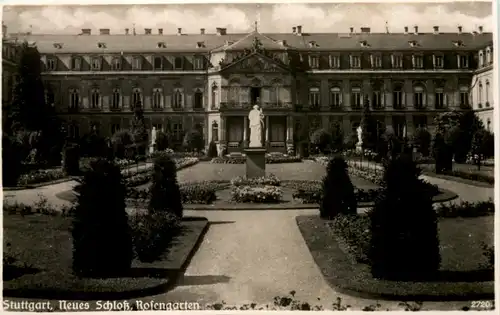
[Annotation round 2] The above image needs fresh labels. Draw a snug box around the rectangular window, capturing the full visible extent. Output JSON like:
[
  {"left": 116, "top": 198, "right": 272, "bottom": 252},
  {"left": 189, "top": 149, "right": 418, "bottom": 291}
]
[
  {"left": 392, "top": 55, "right": 403, "bottom": 68},
  {"left": 173, "top": 123, "right": 183, "bottom": 140},
  {"left": 174, "top": 57, "right": 183, "bottom": 70},
  {"left": 329, "top": 90, "right": 341, "bottom": 107},
  {"left": 154, "top": 56, "right": 162, "bottom": 70},
  {"left": 308, "top": 88, "right": 320, "bottom": 107},
  {"left": 413, "top": 55, "right": 423, "bottom": 68},
  {"left": 393, "top": 91, "right": 403, "bottom": 108},
  {"left": 194, "top": 56, "right": 204, "bottom": 70},
  {"left": 460, "top": 92, "right": 469, "bottom": 106},
  {"left": 372, "top": 91, "right": 382, "bottom": 107},
  {"left": 47, "top": 58, "right": 56, "bottom": 71},
  {"left": 351, "top": 90, "right": 362, "bottom": 108},
  {"left": 71, "top": 57, "right": 81, "bottom": 71},
  {"left": 309, "top": 56, "right": 319, "bottom": 69},
  {"left": 329, "top": 55, "right": 340, "bottom": 68},
  {"left": 350, "top": 55, "right": 361, "bottom": 68},
  {"left": 194, "top": 91, "right": 203, "bottom": 109},
  {"left": 132, "top": 57, "right": 142, "bottom": 70},
  {"left": 459, "top": 55, "right": 469, "bottom": 68},
  {"left": 91, "top": 58, "right": 101, "bottom": 71},
  {"left": 435, "top": 91, "right": 444, "bottom": 109},
  {"left": 372, "top": 55, "right": 382, "bottom": 68},
  {"left": 112, "top": 58, "right": 121, "bottom": 70},
  {"left": 434, "top": 55, "right": 444, "bottom": 68},
  {"left": 414, "top": 92, "right": 424, "bottom": 108}
]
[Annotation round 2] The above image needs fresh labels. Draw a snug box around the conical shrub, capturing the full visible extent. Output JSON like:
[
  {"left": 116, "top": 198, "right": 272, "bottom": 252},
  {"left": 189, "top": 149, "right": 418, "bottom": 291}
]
[
  {"left": 319, "top": 156, "right": 357, "bottom": 219},
  {"left": 72, "top": 158, "right": 133, "bottom": 277},
  {"left": 369, "top": 155, "right": 440, "bottom": 280},
  {"left": 148, "top": 154, "right": 183, "bottom": 217}
]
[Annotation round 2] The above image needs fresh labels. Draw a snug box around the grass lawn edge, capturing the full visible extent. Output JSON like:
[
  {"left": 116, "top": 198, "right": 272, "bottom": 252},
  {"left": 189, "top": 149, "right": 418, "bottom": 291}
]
[
  {"left": 2, "top": 217, "right": 209, "bottom": 301},
  {"left": 421, "top": 171, "right": 494, "bottom": 188},
  {"left": 296, "top": 215, "right": 494, "bottom": 302}
]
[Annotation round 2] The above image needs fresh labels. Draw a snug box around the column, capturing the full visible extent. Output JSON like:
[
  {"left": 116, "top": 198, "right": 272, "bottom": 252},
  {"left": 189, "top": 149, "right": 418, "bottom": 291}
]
[
  {"left": 286, "top": 115, "right": 294, "bottom": 154},
  {"left": 243, "top": 116, "right": 248, "bottom": 148},
  {"left": 219, "top": 116, "right": 226, "bottom": 141}
]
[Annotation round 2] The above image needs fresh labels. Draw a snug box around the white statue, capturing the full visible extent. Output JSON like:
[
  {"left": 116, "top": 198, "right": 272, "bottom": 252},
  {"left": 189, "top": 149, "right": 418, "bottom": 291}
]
[
  {"left": 248, "top": 105, "right": 264, "bottom": 147},
  {"left": 151, "top": 126, "right": 157, "bottom": 145},
  {"left": 356, "top": 125, "right": 363, "bottom": 145}
]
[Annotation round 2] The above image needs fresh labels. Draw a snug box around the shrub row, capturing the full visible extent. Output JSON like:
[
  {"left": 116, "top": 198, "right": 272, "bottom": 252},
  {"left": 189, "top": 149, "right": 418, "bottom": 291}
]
[
  {"left": 17, "top": 169, "right": 66, "bottom": 186},
  {"left": 231, "top": 185, "right": 283, "bottom": 203},
  {"left": 329, "top": 214, "right": 372, "bottom": 264},
  {"left": 211, "top": 155, "right": 302, "bottom": 164},
  {"left": 435, "top": 199, "right": 495, "bottom": 218},
  {"left": 230, "top": 174, "right": 281, "bottom": 187}
]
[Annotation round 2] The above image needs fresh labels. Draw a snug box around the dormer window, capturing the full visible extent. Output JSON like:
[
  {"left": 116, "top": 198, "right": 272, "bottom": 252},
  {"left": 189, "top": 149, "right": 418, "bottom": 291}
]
[
  {"left": 111, "top": 57, "right": 121, "bottom": 70},
  {"left": 174, "top": 56, "right": 184, "bottom": 70},
  {"left": 132, "top": 57, "right": 142, "bottom": 70},
  {"left": 433, "top": 54, "right": 444, "bottom": 68},
  {"left": 53, "top": 43, "right": 63, "bottom": 49},
  {"left": 97, "top": 42, "right": 106, "bottom": 49},
  {"left": 329, "top": 55, "right": 340, "bottom": 68},
  {"left": 391, "top": 54, "right": 403, "bottom": 68},
  {"left": 308, "top": 41, "right": 318, "bottom": 48},
  {"left": 196, "top": 41, "right": 205, "bottom": 48},
  {"left": 350, "top": 55, "right": 361, "bottom": 68},
  {"left": 371, "top": 54, "right": 382, "bottom": 68},
  {"left": 453, "top": 40, "right": 465, "bottom": 47},
  {"left": 412, "top": 54, "right": 423, "bottom": 68},
  {"left": 194, "top": 56, "right": 204, "bottom": 70},
  {"left": 71, "top": 56, "right": 81, "bottom": 71},
  {"left": 153, "top": 56, "right": 163, "bottom": 70},
  {"left": 157, "top": 42, "right": 166, "bottom": 48},
  {"left": 408, "top": 40, "right": 419, "bottom": 47},
  {"left": 458, "top": 54, "right": 469, "bottom": 68}
]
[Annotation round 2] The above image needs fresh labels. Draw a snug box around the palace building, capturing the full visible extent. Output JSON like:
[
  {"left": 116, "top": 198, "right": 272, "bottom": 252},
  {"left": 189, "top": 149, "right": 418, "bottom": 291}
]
[{"left": 2, "top": 23, "right": 494, "bottom": 155}]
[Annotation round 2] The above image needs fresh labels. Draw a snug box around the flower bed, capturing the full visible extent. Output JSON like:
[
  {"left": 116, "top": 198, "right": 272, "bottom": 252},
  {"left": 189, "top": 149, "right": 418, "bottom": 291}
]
[
  {"left": 17, "top": 169, "right": 66, "bottom": 186},
  {"left": 211, "top": 154, "right": 302, "bottom": 164},
  {"left": 330, "top": 214, "right": 372, "bottom": 264},
  {"left": 123, "top": 157, "right": 198, "bottom": 187},
  {"left": 436, "top": 199, "right": 495, "bottom": 218},
  {"left": 230, "top": 174, "right": 280, "bottom": 187},
  {"left": 231, "top": 185, "right": 283, "bottom": 203}
]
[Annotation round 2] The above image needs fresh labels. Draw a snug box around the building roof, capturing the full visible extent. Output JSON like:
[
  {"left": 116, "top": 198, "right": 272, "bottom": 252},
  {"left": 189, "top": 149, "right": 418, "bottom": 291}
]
[{"left": 10, "top": 30, "right": 493, "bottom": 54}]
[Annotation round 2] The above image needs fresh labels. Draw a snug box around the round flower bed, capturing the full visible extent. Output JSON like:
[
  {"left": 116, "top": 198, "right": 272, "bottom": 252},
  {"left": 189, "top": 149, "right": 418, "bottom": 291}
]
[
  {"left": 230, "top": 174, "right": 280, "bottom": 187},
  {"left": 231, "top": 185, "right": 283, "bottom": 203}
]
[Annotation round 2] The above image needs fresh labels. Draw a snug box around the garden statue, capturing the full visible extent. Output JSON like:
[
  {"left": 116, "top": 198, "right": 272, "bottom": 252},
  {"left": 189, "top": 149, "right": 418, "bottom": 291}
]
[
  {"left": 149, "top": 127, "right": 157, "bottom": 154},
  {"left": 356, "top": 125, "right": 363, "bottom": 153},
  {"left": 248, "top": 105, "right": 264, "bottom": 147}
]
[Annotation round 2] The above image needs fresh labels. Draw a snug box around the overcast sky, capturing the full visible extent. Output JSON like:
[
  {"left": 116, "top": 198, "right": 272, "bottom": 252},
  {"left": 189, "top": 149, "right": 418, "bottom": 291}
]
[{"left": 2, "top": 2, "right": 493, "bottom": 35}]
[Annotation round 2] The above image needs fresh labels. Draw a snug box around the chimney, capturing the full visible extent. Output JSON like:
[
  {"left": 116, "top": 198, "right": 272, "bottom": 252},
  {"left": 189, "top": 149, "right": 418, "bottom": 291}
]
[
  {"left": 478, "top": 25, "right": 483, "bottom": 34},
  {"left": 200, "top": 28, "right": 205, "bottom": 35},
  {"left": 81, "top": 28, "right": 91, "bottom": 35},
  {"left": 177, "top": 28, "right": 182, "bottom": 35},
  {"left": 349, "top": 27, "right": 354, "bottom": 34},
  {"left": 404, "top": 26, "right": 409, "bottom": 34},
  {"left": 414, "top": 26, "right": 419, "bottom": 35},
  {"left": 125, "top": 28, "right": 129, "bottom": 35},
  {"left": 433, "top": 26, "right": 439, "bottom": 34},
  {"left": 296, "top": 25, "right": 302, "bottom": 35},
  {"left": 144, "top": 28, "right": 152, "bottom": 35},
  {"left": 360, "top": 27, "right": 371, "bottom": 33},
  {"left": 99, "top": 28, "right": 110, "bottom": 35},
  {"left": 216, "top": 27, "right": 227, "bottom": 36},
  {"left": 158, "top": 28, "right": 163, "bottom": 35},
  {"left": 292, "top": 26, "right": 296, "bottom": 34},
  {"left": 458, "top": 25, "right": 463, "bottom": 34}
]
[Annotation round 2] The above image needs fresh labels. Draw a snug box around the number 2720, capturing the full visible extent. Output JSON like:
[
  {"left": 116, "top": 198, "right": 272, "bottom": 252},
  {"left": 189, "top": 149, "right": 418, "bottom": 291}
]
[{"left": 471, "top": 301, "right": 493, "bottom": 309}]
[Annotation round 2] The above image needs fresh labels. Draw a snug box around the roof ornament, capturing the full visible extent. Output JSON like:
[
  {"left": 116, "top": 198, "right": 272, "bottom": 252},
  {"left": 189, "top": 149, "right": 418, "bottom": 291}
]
[
  {"left": 252, "top": 37, "right": 263, "bottom": 52},
  {"left": 254, "top": 21, "right": 258, "bottom": 32}
]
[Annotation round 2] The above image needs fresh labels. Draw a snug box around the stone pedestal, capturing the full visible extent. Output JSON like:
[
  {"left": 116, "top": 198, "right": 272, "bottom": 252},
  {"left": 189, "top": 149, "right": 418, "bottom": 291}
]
[
  {"left": 149, "top": 143, "right": 156, "bottom": 154},
  {"left": 244, "top": 148, "right": 266, "bottom": 178},
  {"left": 355, "top": 143, "right": 363, "bottom": 154}
]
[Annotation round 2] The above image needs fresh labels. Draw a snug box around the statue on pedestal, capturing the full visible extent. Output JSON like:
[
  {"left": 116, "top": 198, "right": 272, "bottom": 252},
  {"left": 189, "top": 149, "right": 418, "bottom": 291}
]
[
  {"left": 248, "top": 105, "right": 264, "bottom": 148},
  {"left": 356, "top": 125, "right": 363, "bottom": 153},
  {"left": 149, "top": 127, "right": 157, "bottom": 154}
]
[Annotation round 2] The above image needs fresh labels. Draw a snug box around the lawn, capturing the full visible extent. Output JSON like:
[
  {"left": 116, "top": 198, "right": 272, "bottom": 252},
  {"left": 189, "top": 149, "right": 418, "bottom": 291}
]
[
  {"left": 297, "top": 214, "right": 494, "bottom": 301},
  {"left": 3, "top": 212, "right": 208, "bottom": 300}
]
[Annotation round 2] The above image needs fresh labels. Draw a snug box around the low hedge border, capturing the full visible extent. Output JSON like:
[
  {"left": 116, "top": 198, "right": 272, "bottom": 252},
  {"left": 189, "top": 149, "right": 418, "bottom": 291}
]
[
  {"left": 421, "top": 170, "right": 494, "bottom": 188},
  {"left": 296, "top": 215, "right": 494, "bottom": 301},
  {"left": 3, "top": 218, "right": 209, "bottom": 301}
]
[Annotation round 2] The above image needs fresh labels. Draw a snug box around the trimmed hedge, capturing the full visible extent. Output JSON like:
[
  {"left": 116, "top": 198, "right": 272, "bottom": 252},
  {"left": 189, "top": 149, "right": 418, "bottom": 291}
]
[{"left": 436, "top": 199, "right": 495, "bottom": 218}]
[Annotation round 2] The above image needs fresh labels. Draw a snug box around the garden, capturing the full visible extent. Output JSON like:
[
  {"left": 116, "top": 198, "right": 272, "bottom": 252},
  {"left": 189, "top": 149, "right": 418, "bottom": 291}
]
[{"left": 297, "top": 154, "right": 494, "bottom": 302}]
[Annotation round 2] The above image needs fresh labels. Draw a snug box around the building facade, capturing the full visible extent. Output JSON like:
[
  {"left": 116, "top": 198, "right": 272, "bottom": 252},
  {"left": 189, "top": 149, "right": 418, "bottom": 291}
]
[
  {"left": 4, "top": 24, "right": 494, "bottom": 154},
  {"left": 2, "top": 23, "right": 20, "bottom": 123}
]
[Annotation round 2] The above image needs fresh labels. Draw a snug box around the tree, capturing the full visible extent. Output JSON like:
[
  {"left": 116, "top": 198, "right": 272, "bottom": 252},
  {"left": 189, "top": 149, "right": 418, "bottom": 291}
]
[
  {"left": 155, "top": 130, "right": 171, "bottom": 151},
  {"left": 111, "top": 130, "right": 133, "bottom": 159},
  {"left": 148, "top": 154, "right": 183, "bottom": 217},
  {"left": 471, "top": 129, "right": 494, "bottom": 169},
  {"left": 412, "top": 128, "right": 432, "bottom": 157},
  {"left": 454, "top": 108, "right": 484, "bottom": 163},
  {"left": 432, "top": 132, "right": 452, "bottom": 173},
  {"left": 72, "top": 159, "right": 133, "bottom": 277},
  {"left": 319, "top": 156, "right": 357, "bottom": 219},
  {"left": 310, "top": 128, "right": 332, "bottom": 154},
  {"left": 8, "top": 42, "right": 46, "bottom": 132},
  {"left": 2, "top": 133, "right": 23, "bottom": 186},
  {"left": 182, "top": 129, "right": 204, "bottom": 152},
  {"left": 329, "top": 121, "right": 344, "bottom": 152},
  {"left": 130, "top": 100, "right": 148, "bottom": 156},
  {"left": 360, "top": 97, "right": 378, "bottom": 151},
  {"left": 369, "top": 155, "right": 440, "bottom": 280},
  {"left": 62, "top": 142, "right": 80, "bottom": 176}
]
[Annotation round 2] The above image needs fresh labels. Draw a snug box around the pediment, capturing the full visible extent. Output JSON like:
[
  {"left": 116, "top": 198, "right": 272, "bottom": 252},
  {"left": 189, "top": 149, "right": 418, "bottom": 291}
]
[{"left": 221, "top": 53, "right": 290, "bottom": 73}]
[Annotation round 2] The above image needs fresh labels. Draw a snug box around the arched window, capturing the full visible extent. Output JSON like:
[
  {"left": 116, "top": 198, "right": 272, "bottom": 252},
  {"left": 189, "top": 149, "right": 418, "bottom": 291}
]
[
  {"left": 351, "top": 87, "right": 362, "bottom": 108},
  {"left": 372, "top": 84, "right": 383, "bottom": 108},
  {"left": 413, "top": 86, "right": 425, "bottom": 108},
  {"left": 173, "top": 89, "right": 183, "bottom": 108},
  {"left": 152, "top": 88, "right": 163, "bottom": 108},
  {"left": 308, "top": 87, "right": 320, "bottom": 107},
  {"left": 112, "top": 88, "right": 121, "bottom": 109},
  {"left": 69, "top": 89, "right": 79, "bottom": 109},
  {"left": 486, "top": 48, "right": 492, "bottom": 64},
  {"left": 211, "top": 121, "right": 219, "bottom": 141},
  {"left": 479, "top": 51, "right": 484, "bottom": 67},
  {"left": 90, "top": 88, "right": 100, "bottom": 108},
  {"left": 211, "top": 84, "right": 218, "bottom": 109},
  {"left": 132, "top": 88, "right": 142, "bottom": 107},
  {"left": 67, "top": 122, "right": 79, "bottom": 139},
  {"left": 329, "top": 87, "right": 341, "bottom": 107},
  {"left": 478, "top": 82, "right": 483, "bottom": 107},
  {"left": 435, "top": 88, "right": 445, "bottom": 109},
  {"left": 194, "top": 88, "right": 203, "bottom": 109},
  {"left": 485, "top": 80, "right": 490, "bottom": 106}
]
